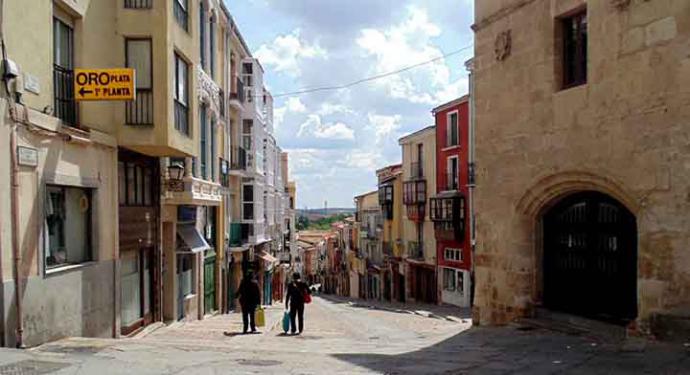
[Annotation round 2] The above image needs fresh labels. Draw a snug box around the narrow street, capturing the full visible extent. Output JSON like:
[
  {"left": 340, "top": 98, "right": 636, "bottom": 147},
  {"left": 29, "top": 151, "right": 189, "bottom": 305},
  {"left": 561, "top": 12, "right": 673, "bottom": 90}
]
[{"left": 0, "top": 297, "right": 687, "bottom": 374}]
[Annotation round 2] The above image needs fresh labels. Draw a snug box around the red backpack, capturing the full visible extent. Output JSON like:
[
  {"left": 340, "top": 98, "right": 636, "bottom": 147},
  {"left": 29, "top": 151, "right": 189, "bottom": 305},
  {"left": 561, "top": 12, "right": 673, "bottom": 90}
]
[{"left": 303, "top": 285, "right": 312, "bottom": 304}]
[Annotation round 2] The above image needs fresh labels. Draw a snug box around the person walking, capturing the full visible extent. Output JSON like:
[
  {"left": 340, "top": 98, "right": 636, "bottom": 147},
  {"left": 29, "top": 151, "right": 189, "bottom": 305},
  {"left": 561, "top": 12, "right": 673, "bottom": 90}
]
[
  {"left": 285, "top": 272, "right": 310, "bottom": 335},
  {"left": 236, "top": 272, "right": 261, "bottom": 334}
]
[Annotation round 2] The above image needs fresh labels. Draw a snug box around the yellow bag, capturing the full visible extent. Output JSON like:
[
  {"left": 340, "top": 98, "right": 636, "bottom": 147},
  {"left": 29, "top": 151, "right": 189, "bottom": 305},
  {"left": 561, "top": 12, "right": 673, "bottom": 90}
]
[{"left": 255, "top": 307, "right": 266, "bottom": 327}]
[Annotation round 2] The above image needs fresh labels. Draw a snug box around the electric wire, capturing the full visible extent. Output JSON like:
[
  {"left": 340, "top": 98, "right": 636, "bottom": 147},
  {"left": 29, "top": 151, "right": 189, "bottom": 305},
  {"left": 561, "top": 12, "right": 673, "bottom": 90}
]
[{"left": 252, "top": 43, "right": 474, "bottom": 99}]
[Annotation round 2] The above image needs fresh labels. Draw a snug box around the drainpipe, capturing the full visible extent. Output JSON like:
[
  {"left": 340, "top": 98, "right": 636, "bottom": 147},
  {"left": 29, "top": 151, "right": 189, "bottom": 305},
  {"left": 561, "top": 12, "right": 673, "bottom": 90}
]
[
  {"left": 465, "top": 58, "right": 476, "bottom": 310},
  {"left": 10, "top": 118, "right": 23, "bottom": 348},
  {"left": 1, "top": 0, "right": 23, "bottom": 347}
]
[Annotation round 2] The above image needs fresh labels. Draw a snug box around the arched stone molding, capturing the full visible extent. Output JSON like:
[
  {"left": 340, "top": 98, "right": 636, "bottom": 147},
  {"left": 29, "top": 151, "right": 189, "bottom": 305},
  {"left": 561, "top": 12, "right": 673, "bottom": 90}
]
[
  {"left": 515, "top": 170, "right": 640, "bottom": 222},
  {"left": 512, "top": 170, "right": 640, "bottom": 312}
]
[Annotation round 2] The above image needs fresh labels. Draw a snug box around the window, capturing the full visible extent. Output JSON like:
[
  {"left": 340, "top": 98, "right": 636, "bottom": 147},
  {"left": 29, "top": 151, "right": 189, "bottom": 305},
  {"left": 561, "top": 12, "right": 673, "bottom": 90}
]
[
  {"left": 45, "top": 186, "right": 92, "bottom": 269},
  {"left": 199, "top": 2, "right": 206, "bottom": 69},
  {"left": 444, "top": 248, "right": 463, "bottom": 262},
  {"left": 447, "top": 156, "right": 459, "bottom": 190},
  {"left": 125, "top": 0, "right": 152, "bottom": 9},
  {"left": 126, "top": 39, "right": 153, "bottom": 125},
  {"left": 174, "top": 0, "right": 188, "bottom": 31},
  {"left": 53, "top": 17, "right": 77, "bottom": 126},
  {"left": 210, "top": 117, "right": 216, "bottom": 181},
  {"left": 174, "top": 54, "right": 190, "bottom": 136},
  {"left": 242, "top": 62, "right": 253, "bottom": 87},
  {"left": 443, "top": 268, "right": 456, "bottom": 291},
  {"left": 177, "top": 254, "right": 194, "bottom": 297},
  {"left": 199, "top": 105, "right": 207, "bottom": 179},
  {"left": 242, "top": 184, "right": 254, "bottom": 220},
  {"left": 561, "top": 10, "right": 587, "bottom": 88},
  {"left": 209, "top": 16, "right": 216, "bottom": 78},
  {"left": 118, "top": 161, "right": 155, "bottom": 207},
  {"left": 447, "top": 112, "right": 459, "bottom": 147}
]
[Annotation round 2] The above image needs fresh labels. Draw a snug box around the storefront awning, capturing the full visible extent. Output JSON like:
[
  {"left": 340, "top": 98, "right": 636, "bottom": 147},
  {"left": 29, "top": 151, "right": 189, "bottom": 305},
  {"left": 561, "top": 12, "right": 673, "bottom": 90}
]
[
  {"left": 258, "top": 251, "right": 278, "bottom": 264},
  {"left": 177, "top": 224, "right": 211, "bottom": 253}
]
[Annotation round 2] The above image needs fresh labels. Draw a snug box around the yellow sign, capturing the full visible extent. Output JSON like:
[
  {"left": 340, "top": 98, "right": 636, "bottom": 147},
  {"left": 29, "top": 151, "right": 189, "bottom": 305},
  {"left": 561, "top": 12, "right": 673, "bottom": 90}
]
[{"left": 74, "top": 68, "right": 135, "bottom": 101}]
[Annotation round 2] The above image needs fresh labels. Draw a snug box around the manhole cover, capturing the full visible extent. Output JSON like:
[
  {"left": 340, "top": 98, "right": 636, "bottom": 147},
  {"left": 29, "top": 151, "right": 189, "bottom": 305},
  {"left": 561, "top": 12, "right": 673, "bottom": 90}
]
[
  {"left": 0, "top": 360, "right": 70, "bottom": 375},
  {"left": 236, "top": 359, "right": 282, "bottom": 367}
]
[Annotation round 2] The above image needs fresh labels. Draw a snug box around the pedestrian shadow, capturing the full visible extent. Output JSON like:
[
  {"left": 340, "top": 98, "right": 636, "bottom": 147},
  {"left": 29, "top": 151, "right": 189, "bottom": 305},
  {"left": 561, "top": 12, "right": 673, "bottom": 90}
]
[{"left": 222, "top": 331, "right": 262, "bottom": 337}]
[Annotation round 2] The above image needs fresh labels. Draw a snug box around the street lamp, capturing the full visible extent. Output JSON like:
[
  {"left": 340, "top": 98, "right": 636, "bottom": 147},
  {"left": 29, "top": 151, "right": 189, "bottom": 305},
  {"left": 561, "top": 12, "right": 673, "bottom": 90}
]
[{"left": 167, "top": 161, "right": 185, "bottom": 192}]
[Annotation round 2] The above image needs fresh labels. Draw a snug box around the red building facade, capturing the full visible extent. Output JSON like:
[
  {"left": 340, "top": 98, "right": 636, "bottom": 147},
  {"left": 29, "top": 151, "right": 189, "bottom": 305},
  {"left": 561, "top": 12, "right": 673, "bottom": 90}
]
[{"left": 431, "top": 96, "right": 471, "bottom": 307}]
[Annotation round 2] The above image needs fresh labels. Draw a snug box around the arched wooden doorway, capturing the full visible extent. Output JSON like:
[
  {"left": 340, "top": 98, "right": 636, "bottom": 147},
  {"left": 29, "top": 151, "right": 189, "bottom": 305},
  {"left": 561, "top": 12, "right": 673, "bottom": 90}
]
[{"left": 543, "top": 191, "right": 637, "bottom": 323}]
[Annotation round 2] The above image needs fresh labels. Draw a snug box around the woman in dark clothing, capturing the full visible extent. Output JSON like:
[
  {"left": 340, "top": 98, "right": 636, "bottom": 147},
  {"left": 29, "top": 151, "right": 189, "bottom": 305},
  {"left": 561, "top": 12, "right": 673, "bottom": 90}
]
[
  {"left": 285, "top": 272, "right": 310, "bottom": 335},
  {"left": 236, "top": 273, "right": 261, "bottom": 334}
]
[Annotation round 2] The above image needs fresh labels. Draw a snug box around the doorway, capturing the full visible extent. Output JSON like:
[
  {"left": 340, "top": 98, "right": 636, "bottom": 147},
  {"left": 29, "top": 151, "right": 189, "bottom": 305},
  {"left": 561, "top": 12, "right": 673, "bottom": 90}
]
[{"left": 543, "top": 191, "right": 637, "bottom": 323}]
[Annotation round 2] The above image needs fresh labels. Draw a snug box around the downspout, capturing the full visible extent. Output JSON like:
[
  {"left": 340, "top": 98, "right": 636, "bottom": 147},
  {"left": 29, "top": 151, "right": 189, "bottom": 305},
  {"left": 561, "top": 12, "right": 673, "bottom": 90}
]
[
  {"left": 9, "top": 112, "right": 22, "bottom": 348},
  {"left": 1, "top": 0, "right": 23, "bottom": 348},
  {"left": 465, "top": 59, "right": 476, "bottom": 310}
]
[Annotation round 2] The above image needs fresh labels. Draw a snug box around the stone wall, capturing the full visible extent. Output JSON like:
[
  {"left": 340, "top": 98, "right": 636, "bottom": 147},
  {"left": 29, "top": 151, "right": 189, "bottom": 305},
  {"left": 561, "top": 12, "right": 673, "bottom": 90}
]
[{"left": 472, "top": 0, "right": 690, "bottom": 332}]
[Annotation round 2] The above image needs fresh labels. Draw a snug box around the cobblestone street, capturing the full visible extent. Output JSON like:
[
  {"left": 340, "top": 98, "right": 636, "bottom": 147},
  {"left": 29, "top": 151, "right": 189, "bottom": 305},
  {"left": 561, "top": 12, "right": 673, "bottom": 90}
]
[{"left": 0, "top": 296, "right": 686, "bottom": 374}]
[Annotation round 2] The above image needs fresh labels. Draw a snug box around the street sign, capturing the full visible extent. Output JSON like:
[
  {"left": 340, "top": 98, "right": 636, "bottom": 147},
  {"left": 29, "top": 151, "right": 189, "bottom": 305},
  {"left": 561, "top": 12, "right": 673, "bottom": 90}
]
[{"left": 74, "top": 68, "right": 135, "bottom": 101}]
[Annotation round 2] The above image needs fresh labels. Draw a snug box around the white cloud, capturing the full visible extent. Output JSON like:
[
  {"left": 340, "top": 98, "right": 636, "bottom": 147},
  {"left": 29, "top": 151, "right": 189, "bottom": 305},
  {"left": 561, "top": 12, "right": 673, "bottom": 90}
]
[
  {"left": 255, "top": 29, "right": 327, "bottom": 77},
  {"left": 317, "top": 102, "right": 354, "bottom": 116},
  {"left": 356, "top": 6, "right": 460, "bottom": 105},
  {"left": 368, "top": 113, "right": 402, "bottom": 144},
  {"left": 285, "top": 97, "right": 307, "bottom": 113},
  {"left": 297, "top": 114, "right": 355, "bottom": 141}
]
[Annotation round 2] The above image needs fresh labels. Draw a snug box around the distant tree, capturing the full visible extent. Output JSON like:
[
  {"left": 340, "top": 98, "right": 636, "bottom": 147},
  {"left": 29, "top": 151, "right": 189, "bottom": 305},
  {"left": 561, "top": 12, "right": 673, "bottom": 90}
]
[{"left": 297, "top": 215, "right": 310, "bottom": 230}]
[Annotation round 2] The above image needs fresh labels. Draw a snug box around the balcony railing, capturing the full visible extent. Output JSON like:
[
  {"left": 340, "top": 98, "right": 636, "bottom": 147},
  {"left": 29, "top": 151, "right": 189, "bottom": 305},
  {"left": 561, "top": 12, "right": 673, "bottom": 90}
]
[
  {"left": 441, "top": 171, "right": 460, "bottom": 191},
  {"left": 408, "top": 241, "right": 423, "bottom": 259},
  {"left": 219, "top": 159, "right": 229, "bottom": 187},
  {"left": 382, "top": 242, "right": 393, "bottom": 256},
  {"left": 125, "top": 0, "right": 152, "bottom": 8},
  {"left": 406, "top": 204, "right": 425, "bottom": 222},
  {"left": 229, "top": 223, "right": 254, "bottom": 247},
  {"left": 410, "top": 161, "right": 424, "bottom": 179},
  {"left": 126, "top": 88, "right": 153, "bottom": 125},
  {"left": 230, "top": 146, "right": 247, "bottom": 170},
  {"left": 230, "top": 77, "right": 245, "bottom": 104},
  {"left": 53, "top": 64, "right": 78, "bottom": 126},
  {"left": 403, "top": 180, "right": 426, "bottom": 205},
  {"left": 219, "top": 89, "right": 225, "bottom": 118}
]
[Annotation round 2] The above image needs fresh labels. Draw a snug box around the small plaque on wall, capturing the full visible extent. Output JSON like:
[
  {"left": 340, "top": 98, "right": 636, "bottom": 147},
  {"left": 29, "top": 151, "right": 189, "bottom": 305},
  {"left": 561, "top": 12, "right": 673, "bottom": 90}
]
[{"left": 17, "top": 146, "right": 38, "bottom": 168}]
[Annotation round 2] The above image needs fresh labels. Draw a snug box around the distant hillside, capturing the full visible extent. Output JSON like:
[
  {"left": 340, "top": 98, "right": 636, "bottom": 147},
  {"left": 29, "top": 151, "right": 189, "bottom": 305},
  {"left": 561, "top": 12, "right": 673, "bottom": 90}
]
[
  {"left": 297, "top": 208, "right": 355, "bottom": 217},
  {"left": 296, "top": 208, "right": 355, "bottom": 231}
]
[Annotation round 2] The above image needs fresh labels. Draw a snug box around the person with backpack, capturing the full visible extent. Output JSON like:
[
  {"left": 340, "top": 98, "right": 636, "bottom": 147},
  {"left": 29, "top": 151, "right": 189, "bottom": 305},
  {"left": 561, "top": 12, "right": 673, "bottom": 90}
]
[
  {"left": 236, "top": 272, "right": 261, "bottom": 334},
  {"left": 285, "top": 272, "right": 311, "bottom": 335}
]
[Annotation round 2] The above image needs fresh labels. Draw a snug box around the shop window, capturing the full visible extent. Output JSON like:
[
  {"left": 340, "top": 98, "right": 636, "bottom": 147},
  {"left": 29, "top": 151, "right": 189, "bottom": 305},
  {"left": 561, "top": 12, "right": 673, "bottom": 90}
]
[
  {"left": 443, "top": 268, "right": 456, "bottom": 291},
  {"left": 178, "top": 254, "right": 194, "bottom": 297},
  {"left": 45, "top": 186, "right": 92, "bottom": 269}
]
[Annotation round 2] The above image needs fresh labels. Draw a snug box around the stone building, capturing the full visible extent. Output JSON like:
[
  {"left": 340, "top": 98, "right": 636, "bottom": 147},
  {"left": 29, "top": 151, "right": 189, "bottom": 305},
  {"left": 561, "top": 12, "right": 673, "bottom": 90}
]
[{"left": 472, "top": 0, "right": 690, "bottom": 336}]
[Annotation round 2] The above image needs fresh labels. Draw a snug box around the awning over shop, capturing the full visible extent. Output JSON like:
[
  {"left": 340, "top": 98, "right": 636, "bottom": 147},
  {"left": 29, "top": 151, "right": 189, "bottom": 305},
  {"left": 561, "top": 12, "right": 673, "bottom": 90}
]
[
  {"left": 258, "top": 251, "right": 279, "bottom": 271},
  {"left": 228, "top": 245, "right": 250, "bottom": 253},
  {"left": 258, "top": 251, "right": 278, "bottom": 263},
  {"left": 177, "top": 224, "right": 211, "bottom": 253}
]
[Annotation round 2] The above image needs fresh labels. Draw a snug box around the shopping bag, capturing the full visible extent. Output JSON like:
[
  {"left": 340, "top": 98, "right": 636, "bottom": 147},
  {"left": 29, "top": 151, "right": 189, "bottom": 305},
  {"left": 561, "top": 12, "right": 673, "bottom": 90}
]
[
  {"left": 255, "top": 307, "right": 266, "bottom": 327},
  {"left": 282, "top": 311, "right": 290, "bottom": 333},
  {"left": 303, "top": 291, "right": 312, "bottom": 304}
]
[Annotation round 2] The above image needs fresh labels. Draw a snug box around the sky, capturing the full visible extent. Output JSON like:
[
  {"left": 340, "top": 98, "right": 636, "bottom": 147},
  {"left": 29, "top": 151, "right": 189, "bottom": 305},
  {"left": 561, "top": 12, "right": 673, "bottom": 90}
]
[{"left": 226, "top": 0, "right": 475, "bottom": 209}]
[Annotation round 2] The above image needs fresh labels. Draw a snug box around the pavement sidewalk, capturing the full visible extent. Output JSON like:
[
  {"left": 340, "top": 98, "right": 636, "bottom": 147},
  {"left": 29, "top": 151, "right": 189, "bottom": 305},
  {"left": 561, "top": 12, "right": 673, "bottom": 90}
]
[{"left": 319, "top": 294, "right": 472, "bottom": 323}]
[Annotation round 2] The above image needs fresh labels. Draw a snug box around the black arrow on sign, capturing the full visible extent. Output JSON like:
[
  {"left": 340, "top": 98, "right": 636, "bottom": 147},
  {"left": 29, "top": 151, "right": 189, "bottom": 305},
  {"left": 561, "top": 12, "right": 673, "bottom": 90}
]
[{"left": 79, "top": 87, "right": 93, "bottom": 97}]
